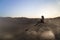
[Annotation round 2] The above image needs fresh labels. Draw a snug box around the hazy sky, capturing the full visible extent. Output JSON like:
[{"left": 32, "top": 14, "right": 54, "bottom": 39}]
[{"left": 0, "top": 0, "right": 60, "bottom": 18}]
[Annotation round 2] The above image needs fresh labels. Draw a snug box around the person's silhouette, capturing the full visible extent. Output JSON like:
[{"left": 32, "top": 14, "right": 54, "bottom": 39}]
[
  {"left": 34, "top": 16, "right": 44, "bottom": 26},
  {"left": 40, "top": 16, "right": 44, "bottom": 23}
]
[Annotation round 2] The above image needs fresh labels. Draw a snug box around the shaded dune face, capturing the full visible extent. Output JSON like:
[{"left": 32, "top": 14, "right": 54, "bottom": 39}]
[
  {"left": 26, "top": 31, "right": 38, "bottom": 38},
  {"left": 26, "top": 30, "right": 55, "bottom": 40},
  {"left": 3, "top": 34, "right": 13, "bottom": 39}
]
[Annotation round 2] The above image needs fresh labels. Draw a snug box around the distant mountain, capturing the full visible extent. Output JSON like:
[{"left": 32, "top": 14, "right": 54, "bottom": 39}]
[{"left": 55, "top": 16, "right": 60, "bottom": 19}]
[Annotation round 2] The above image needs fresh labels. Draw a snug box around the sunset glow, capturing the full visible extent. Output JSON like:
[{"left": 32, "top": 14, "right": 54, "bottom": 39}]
[{"left": 0, "top": 0, "right": 60, "bottom": 18}]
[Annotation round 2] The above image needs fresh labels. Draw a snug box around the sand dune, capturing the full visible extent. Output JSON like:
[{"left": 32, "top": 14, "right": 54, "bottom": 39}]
[{"left": 0, "top": 17, "right": 60, "bottom": 40}]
